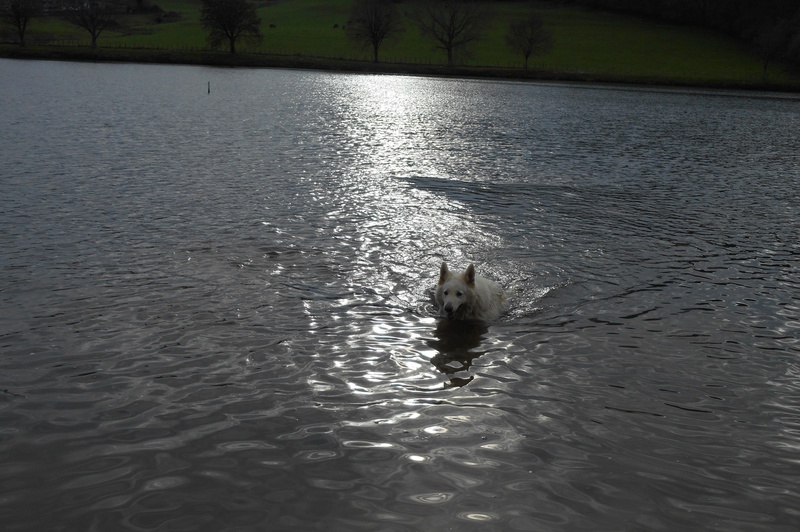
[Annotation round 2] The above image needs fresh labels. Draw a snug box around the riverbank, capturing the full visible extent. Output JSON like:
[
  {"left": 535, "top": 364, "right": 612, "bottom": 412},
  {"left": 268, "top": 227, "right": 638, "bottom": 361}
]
[
  {"left": 3, "top": 44, "right": 799, "bottom": 93},
  {"left": 5, "top": 0, "right": 799, "bottom": 92}
]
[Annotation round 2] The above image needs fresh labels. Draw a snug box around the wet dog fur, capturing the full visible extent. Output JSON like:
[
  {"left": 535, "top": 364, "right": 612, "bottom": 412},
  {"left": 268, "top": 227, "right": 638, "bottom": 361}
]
[{"left": 435, "top": 262, "right": 506, "bottom": 321}]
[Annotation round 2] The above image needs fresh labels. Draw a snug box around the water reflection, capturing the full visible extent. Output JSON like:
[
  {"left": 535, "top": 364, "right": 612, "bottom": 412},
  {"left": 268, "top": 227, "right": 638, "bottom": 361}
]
[
  {"left": 334, "top": 75, "right": 457, "bottom": 178},
  {"left": 428, "top": 319, "right": 489, "bottom": 387},
  {"left": 305, "top": 74, "right": 514, "bottom": 394}
]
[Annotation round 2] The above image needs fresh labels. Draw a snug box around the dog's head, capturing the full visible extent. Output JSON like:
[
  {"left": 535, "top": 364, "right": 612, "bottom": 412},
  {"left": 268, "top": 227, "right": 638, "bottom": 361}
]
[{"left": 436, "top": 262, "right": 476, "bottom": 320}]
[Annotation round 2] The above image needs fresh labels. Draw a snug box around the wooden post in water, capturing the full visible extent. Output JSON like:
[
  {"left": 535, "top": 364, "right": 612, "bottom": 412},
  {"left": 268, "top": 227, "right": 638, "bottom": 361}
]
[{"left": 208, "top": 81, "right": 210, "bottom": 94}]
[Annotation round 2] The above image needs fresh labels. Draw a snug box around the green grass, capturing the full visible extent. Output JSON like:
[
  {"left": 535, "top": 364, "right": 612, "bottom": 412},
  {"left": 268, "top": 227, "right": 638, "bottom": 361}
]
[
  {"left": 538, "top": 8, "right": 773, "bottom": 82},
  {"left": 262, "top": 0, "right": 354, "bottom": 56},
  {"left": 3, "top": 0, "right": 796, "bottom": 87}
]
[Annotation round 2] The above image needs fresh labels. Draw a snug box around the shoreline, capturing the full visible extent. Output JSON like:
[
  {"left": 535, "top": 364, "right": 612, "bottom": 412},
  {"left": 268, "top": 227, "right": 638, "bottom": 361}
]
[{"left": 3, "top": 44, "right": 799, "bottom": 94}]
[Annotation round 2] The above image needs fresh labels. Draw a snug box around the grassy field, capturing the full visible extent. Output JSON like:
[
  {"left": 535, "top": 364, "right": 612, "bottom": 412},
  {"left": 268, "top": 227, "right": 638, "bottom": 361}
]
[{"left": 3, "top": 0, "right": 797, "bottom": 88}]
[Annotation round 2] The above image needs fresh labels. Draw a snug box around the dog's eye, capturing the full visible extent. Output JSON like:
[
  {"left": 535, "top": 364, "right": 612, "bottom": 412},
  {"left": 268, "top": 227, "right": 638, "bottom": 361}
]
[
  {"left": 456, "top": 291, "right": 463, "bottom": 297},
  {"left": 443, "top": 290, "right": 448, "bottom": 296}
]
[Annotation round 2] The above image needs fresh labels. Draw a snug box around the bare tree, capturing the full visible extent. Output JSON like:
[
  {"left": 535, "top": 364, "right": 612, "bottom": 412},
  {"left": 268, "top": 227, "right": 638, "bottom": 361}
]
[
  {"left": 413, "top": 0, "right": 489, "bottom": 67},
  {"left": 1, "top": 0, "right": 42, "bottom": 46},
  {"left": 346, "top": 0, "right": 402, "bottom": 63},
  {"left": 789, "top": 28, "right": 800, "bottom": 65},
  {"left": 61, "top": 0, "right": 120, "bottom": 48},
  {"left": 506, "top": 13, "right": 553, "bottom": 69},
  {"left": 754, "top": 20, "right": 792, "bottom": 82},
  {"left": 200, "top": 0, "right": 263, "bottom": 54}
]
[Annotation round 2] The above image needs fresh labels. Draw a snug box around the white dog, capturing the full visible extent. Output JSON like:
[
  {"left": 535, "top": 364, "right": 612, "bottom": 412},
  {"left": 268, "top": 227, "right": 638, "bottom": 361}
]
[{"left": 435, "top": 262, "right": 506, "bottom": 321}]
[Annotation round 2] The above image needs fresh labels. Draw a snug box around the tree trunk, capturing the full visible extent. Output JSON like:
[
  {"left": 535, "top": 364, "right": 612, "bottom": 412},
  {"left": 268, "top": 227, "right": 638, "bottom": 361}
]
[
  {"left": 18, "top": 19, "right": 27, "bottom": 47},
  {"left": 230, "top": 37, "right": 236, "bottom": 54},
  {"left": 373, "top": 43, "right": 379, "bottom": 63}
]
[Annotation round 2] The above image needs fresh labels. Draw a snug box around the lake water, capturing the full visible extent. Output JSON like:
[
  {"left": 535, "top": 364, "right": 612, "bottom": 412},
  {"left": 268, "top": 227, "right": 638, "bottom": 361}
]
[{"left": 1, "top": 58, "right": 799, "bottom": 531}]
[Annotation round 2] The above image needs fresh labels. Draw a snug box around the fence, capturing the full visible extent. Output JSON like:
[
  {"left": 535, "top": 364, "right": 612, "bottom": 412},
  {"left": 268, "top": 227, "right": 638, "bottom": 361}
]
[{"left": 33, "top": 38, "right": 800, "bottom": 88}]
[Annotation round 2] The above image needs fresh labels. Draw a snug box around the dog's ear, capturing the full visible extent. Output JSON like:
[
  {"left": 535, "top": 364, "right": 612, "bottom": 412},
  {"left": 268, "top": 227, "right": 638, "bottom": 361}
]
[
  {"left": 438, "top": 262, "right": 449, "bottom": 285},
  {"left": 465, "top": 264, "right": 476, "bottom": 286}
]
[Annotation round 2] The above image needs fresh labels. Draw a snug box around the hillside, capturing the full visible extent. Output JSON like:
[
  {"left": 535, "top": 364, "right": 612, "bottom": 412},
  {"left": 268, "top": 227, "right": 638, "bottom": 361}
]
[{"left": 1, "top": 0, "right": 797, "bottom": 89}]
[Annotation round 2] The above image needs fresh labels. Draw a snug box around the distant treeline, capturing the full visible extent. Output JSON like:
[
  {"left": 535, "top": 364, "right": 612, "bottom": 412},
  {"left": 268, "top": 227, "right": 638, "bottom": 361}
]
[{"left": 551, "top": 0, "right": 800, "bottom": 66}]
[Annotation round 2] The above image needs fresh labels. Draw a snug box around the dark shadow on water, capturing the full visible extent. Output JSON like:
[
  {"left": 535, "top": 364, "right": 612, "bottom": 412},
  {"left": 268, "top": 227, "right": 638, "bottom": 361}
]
[{"left": 427, "top": 319, "right": 489, "bottom": 388}]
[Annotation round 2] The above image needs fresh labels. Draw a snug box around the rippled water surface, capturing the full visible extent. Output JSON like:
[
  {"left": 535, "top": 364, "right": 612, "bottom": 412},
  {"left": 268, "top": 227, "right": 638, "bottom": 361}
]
[{"left": 1, "top": 59, "right": 799, "bottom": 531}]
